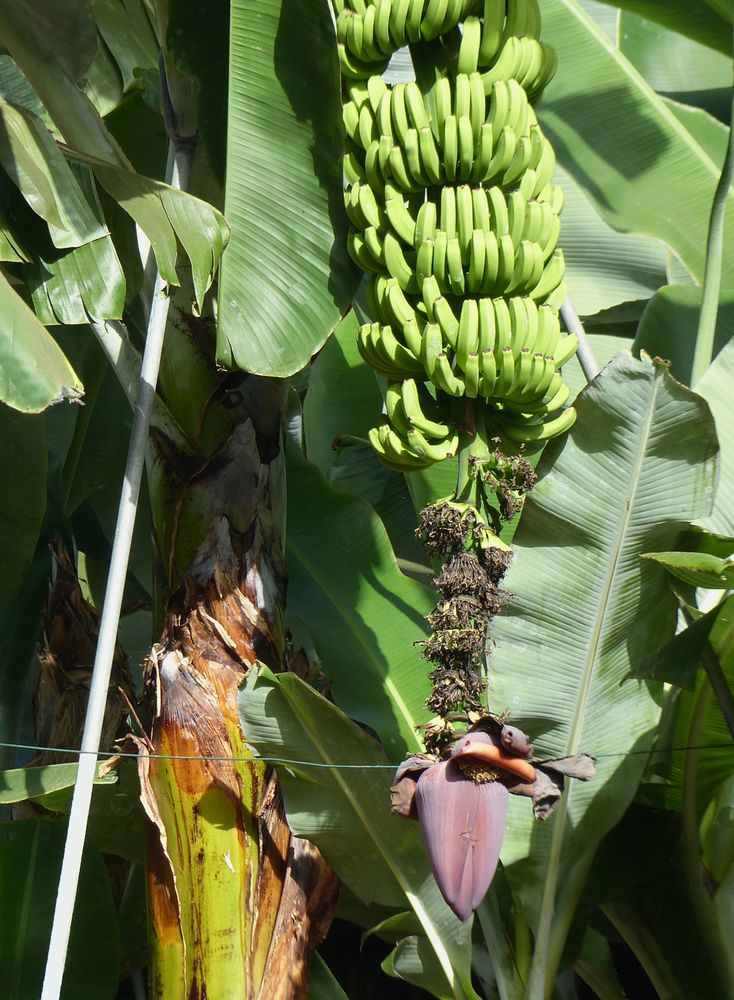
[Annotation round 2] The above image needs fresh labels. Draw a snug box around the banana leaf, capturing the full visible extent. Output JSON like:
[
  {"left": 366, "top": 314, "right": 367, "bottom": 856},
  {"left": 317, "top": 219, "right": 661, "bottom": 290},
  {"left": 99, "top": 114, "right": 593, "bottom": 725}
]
[
  {"left": 0, "top": 818, "right": 119, "bottom": 1000},
  {"left": 0, "top": 269, "right": 83, "bottom": 411},
  {"left": 539, "top": 0, "right": 734, "bottom": 286},
  {"left": 619, "top": 9, "right": 733, "bottom": 119},
  {"left": 285, "top": 448, "right": 432, "bottom": 757},
  {"left": 592, "top": 0, "right": 732, "bottom": 54},
  {"left": 490, "top": 355, "right": 718, "bottom": 996},
  {"left": 240, "top": 667, "right": 480, "bottom": 1000},
  {"left": 216, "top": 0, "right": 359, "bottom": 376}
]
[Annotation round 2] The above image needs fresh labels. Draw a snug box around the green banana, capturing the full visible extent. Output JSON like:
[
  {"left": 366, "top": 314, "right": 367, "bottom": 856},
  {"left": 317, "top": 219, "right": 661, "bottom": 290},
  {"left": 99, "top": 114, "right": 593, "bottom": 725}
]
[
  {"left": 479, "top": 0, "right": 507, "bottom": 66},
  {"left": 456, "top": 297, "right": 480, "bottom": 370},
  {"left": 467, "top": 229, "right": 486, "bottom": 292},
  {"left": 529, "top": 248, "right": 565, "bottom": 302},
  {"left": 457, "top": 115, "right": 475, "bottom": 183},
  {"left": 432, "top": 352, "right": 466, "bottom": 396},
  {"left": 442, "top": 114, "right": 459, "bottom": 182},
  {"left": 401, "top": 378, "right": 453, "bottom": 438},
  {"left": 414, "top": 198, "right": 437, "bottom": 247},
  {"left": 405, "top": 81, "right": 430, "bottom": 130},
  {"left": 432, "top": 228, "right": 449, "bottom": 289},
  {"left": 407, "top": 425, "right": 460, "bottom": 461},
  {"left": 455, "top": 185, "right": 473, "bottom": 261},
  {"left": 383, "top": 230, "right": 419, "bottom": 290},
  {"left": 550, "top": 332, "right": 579, "bottom": 369},
  {"left": 446, "top": 236, "right": 466, "bottom": 295},
  {"left": 418, "top": 126, "right": 442, "bottom": 184},
  {"left": 502, "top": 405, "right": 577, "bottom": 443},
  {"left": 370, "top": 423, "right": 432, "bottom": 470},
  {"left": 454, "top": 73, "right": 472, "bottom": 122},
  {"left": 458, "top": 16, "right": 482, "bottom": 75},
  {"left": 384, "top": 184, "right": 417, "bottom": 244},
  {"left": 470, "top": 123, "right": 494, "bottom": 184}
]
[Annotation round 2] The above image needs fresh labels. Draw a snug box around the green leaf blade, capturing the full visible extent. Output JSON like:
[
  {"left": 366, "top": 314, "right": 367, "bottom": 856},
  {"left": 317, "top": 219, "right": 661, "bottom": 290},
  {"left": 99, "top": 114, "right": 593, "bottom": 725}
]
[
  {"left": 216, "top": 0, "right": 359, "bottom": 376},
  {"left": 285, "top": 449, "right": 433, "bottom": 758},
  {"left": 0, "top": 269, "right": 83, "bottom": 411},
  {"left": 490, "top": 355, "right": 718, "bottom": 987},
  {"left": 240, "top": 668, "right": 479, "bottom": 999},
  {"left": 540, "top": 0, "right": 734, "bottom": 285}
]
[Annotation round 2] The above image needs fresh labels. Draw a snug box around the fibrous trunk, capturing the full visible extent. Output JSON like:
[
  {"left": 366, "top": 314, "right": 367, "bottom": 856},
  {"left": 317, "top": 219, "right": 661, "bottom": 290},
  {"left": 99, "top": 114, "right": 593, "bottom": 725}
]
[{"left": 140, "top": 387, "right": 338, "bottom": 998}]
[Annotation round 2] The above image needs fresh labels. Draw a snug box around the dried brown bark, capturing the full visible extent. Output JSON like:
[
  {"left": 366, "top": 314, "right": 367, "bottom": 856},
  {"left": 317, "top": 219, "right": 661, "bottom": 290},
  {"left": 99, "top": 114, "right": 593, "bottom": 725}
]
[{"left": 142, "top": 399, "right": 338, "bottom": 998}]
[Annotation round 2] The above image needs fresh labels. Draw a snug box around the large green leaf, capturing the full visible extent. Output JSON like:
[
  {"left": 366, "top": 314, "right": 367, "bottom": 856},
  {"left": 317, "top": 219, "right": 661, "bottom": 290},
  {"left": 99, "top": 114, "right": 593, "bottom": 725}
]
[
  {"left": 557, "top": 164, "right": 667, "bottom": 317},
  {"left": 216, "top": 0, "right": 359, "bottom": 376},
  {"left": 8, "top": 0, "right": 97, "bottom": 84},
  {"left": 490, "top": 355, "right": 718, "bottom": 995},
  {"left": 27, "top": 162, "right": 125, "bottom": 324},
  {"left": 632, "top": 283, "right": 734, "bottom": 536},
  {"left": 90, "top": 158, "right": 229, "bottom": 309},
  {"left": 92, "top": 0, "right": 158, "bottom": 94},
  {"left": 0, "top": 407, "right": 46, "bottom": 606},
  {"left": 239, "top": 668, "right": 479, "bottom": 1000},
  {"left": 0, "top": 101, "right": 106, "bottom": 249},
  {"left": 593, "top": 0, "right": 732, "bottom": 54},
  {"left": 285, "top": 449, "right": 432, "bottom": 757},
  {"left": 633, "top": 284, "right": 734, "bottom": 383},
  {"left": 0, "top": 818, "right": 120, "bottom": 1000},
  {"left": 0, "top": 761, "right": 115, "bottom": 805},
  {"left": 539, "top": 0, "right": 734, "bottom": 286},
  {"left": 619, "top": 10, "right": 733, "bottom": 119},
  {"left": 0, "top": 270, "right": 83, "bottom": 411}
]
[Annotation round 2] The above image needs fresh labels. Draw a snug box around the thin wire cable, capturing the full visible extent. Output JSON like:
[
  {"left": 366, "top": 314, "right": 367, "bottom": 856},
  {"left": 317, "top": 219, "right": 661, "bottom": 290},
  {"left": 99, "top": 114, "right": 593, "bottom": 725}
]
[
  {"left": 40, "top": 144, "right": 191, "bottom": 1000},
  {"left": 3, "top": 739, "right": 732, "bottom": 768}
]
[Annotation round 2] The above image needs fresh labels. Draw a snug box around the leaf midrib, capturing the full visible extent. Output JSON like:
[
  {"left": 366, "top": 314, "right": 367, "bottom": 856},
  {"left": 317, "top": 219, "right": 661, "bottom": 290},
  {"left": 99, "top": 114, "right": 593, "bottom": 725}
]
[{"left": 566, "top": 373, "right": 660, "bottom": 756}]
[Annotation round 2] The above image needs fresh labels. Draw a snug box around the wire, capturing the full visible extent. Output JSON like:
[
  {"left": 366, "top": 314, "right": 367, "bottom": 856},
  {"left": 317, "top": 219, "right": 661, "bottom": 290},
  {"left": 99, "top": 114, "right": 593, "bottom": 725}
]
[{"left": 2, "top": 739, "right": 733, "bottom": 770}]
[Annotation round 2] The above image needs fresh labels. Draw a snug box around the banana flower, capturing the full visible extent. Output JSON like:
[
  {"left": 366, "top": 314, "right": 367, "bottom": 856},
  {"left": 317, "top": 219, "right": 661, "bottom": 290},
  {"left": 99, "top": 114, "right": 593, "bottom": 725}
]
[{"left": 391, "top": 723, "right": 595, "bottom": 921}]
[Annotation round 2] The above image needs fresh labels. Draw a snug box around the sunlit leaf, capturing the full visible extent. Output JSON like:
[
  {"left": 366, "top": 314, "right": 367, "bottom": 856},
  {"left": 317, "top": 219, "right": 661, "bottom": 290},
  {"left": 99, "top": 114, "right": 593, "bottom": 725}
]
[
  {"left": 491, "top": 355, "right": 718, "bottom": 990},
  {"left": 216, "top": 0, "right": 359, "bottom": 376},
  {"left": 240, "top": 668, "right": 480, "bottom": 1000},
  {"left": 0, "top": 761, "right": 115, "bottom": 805},
  {"left": 593, "top": 0, "right": 732, "bottom": 54},
  {"left": 539, "top": 0, "right": 734, "bottom": 285},
  {"left": 0, "top": 269, "right": 83, "bottom": 411},
  {"left": 619, "top": 10, "right": 733, "bottom": 119},
  {"left": 642, "top": 550, "right": 734, "bottom": 589},
  {"left": 0, "top": 101, "right": 106, "bottom": 248}
]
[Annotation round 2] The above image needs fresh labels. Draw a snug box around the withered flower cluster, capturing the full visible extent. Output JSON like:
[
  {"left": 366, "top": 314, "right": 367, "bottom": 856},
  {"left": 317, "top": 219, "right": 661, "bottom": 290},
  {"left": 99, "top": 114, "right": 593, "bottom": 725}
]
[
  {"left": 395, "top": 452, "right": 595, "bottom": 923},
  {"left": 415, "top": 452, "right": 535, "bottom": 745}
]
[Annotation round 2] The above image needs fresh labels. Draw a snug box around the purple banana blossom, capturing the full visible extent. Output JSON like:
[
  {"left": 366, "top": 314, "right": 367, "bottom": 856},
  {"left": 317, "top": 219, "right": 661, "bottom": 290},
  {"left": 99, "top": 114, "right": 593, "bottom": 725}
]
[
  {"left": 391, "top": 724, "right": 596, "bottom": 921},
  {"left": 414, "top": 753, "right": 509, "bottom": 922}
]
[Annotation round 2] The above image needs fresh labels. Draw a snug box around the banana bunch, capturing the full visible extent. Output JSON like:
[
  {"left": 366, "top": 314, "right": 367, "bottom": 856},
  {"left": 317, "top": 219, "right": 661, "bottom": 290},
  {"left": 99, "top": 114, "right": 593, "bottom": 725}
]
[
  {"left": 335, "top": 0, "right": 557, "bottom": 102},
  {"left": 343, "top": 76, "right": 555, "bottom": 193},
  {"left": 339, "top": 0, "right": 578, "bottom": 471}
]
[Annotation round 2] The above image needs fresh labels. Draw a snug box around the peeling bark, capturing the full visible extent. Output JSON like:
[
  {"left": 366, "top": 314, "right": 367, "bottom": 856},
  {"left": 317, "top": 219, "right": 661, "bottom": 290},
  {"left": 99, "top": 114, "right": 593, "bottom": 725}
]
[
  {"left": 143, "top": 409, "right": 337, "bottom": 998},
  {"left": 32, "top": 537, "right": 130, "bottom": 766}
]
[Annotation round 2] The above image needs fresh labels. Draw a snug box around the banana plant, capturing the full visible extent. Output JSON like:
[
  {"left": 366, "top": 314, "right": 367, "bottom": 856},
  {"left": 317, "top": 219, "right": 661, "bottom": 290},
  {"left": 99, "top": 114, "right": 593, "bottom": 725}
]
[{"left": 1, "top": 0, "right": 734, "bottom": 998}]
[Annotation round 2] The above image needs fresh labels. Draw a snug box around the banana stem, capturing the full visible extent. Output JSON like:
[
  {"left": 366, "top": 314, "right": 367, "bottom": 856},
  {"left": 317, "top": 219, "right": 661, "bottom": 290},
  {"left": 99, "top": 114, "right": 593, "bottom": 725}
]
[
  {"left": 455, "top": 401, "right": 493, "bottom": 503},
  {"left": 691, "top": 21, "right": 734, "bottom": 387}
]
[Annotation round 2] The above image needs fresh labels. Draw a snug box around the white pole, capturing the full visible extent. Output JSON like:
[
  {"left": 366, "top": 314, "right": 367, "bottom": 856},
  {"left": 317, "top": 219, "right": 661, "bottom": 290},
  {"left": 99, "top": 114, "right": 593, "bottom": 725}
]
[{"left": 40, "top": 146, "right": 191, "bottom": 1000}]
